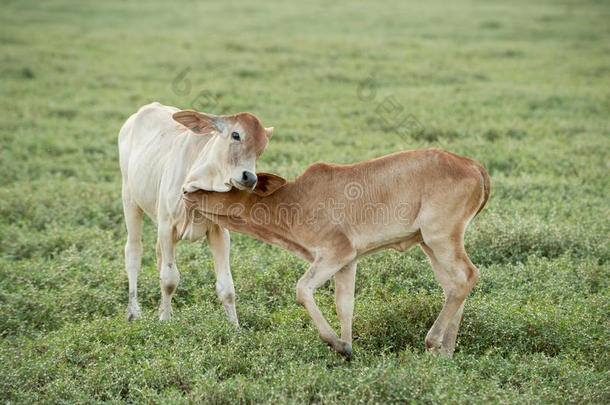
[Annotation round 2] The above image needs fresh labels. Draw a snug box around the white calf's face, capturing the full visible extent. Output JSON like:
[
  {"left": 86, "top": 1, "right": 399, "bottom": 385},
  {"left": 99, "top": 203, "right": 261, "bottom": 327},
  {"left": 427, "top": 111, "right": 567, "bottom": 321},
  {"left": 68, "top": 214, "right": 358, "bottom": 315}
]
[
  {"left": 223, "top": 121, "right": 259, "bottom": 190},
  {"left": 173, "top": 110, "right": 273, "bottom": 193}
]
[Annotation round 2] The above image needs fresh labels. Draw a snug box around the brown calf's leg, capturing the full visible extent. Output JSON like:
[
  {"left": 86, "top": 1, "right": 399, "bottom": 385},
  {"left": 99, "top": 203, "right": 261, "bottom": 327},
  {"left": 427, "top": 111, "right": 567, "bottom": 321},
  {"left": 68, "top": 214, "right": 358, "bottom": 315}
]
[
  {"left": 420, "top": 236, "right": 479, "bottom": 357},
  {"left": 334, "top": 260, "right": 357, "bottom": 346},
  {"left": 296, "top": 253, "right": 355, "bottom": 357},
  {"left": 441, "top": 300, "right": 466, "bottom": 356}
]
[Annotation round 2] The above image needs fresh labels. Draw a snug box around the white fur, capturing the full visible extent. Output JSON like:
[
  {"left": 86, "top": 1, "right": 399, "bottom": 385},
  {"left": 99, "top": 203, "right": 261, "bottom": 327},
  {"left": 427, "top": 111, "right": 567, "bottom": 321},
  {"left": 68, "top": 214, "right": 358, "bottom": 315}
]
[{"left": 118, "top": 102, "right": 246, "bottom": 325}]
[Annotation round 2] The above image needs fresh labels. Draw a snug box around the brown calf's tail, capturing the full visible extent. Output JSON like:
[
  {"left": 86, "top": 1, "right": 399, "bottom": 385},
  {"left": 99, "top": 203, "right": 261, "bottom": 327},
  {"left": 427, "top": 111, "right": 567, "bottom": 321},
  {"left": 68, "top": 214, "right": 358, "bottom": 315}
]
[{"left": 474, "top": 164, "right": 490, "bottom": 217}]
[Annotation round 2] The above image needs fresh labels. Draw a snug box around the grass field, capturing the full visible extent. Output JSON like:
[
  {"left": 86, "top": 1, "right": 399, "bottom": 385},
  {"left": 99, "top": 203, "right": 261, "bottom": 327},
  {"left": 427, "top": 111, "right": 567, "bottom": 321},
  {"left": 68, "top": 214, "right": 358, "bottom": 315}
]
[{"left": 1, "top": 0, "right": 609, "bottom": 402}]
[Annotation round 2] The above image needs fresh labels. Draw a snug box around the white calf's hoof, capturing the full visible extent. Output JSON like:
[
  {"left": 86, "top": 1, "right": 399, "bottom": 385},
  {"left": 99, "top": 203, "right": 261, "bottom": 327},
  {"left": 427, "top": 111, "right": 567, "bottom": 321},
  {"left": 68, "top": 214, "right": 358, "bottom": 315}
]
[
  {"left": 126, "top": 305, "right": 142, "bottom": 322},
  {"left": 159, "top": 306, "right": 173, "bottom": 321}
]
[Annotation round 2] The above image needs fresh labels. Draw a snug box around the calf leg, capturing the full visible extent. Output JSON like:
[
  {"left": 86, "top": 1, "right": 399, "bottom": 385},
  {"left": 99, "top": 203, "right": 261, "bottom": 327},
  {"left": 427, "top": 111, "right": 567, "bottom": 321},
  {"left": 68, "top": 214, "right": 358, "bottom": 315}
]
[
  {"left": 207, "top": 225, "right": 239, "bottom": 327},
  {"left": 158, "top": 222, "right": 180, "bottom": 321},
  {"left": 334, "top": 260, "right": 357, "bottom": 344},
  {"left": 122, "top": 187, "right": 143, "bottom": 321},
  {"left": 441, "top": 301, "right": 466, "bottom": 356},
  {"left": 156, "top": 240, "right": 162, "bottom": 272},
  {"left": 296, "top": 253, "right": 355, "bottom": 357},
  {"left": 420, "top": 236, "right": 479, "bottom": 357}
]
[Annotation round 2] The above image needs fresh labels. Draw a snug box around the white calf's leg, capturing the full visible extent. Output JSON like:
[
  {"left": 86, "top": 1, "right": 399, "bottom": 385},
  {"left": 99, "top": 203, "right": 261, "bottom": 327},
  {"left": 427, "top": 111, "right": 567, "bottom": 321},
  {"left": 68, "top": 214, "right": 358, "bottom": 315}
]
[
  {"left": 158, "top": 223, "right": 180, "bottom": 321},
  {"left": 207, "top": 225, "right": 239, "bottom": 327},
  {"left": 123, "top": 187, "right": 143, "bottom": 321},
  {"left": 334, "top": 261, "right": 357, "bottom": 344}
]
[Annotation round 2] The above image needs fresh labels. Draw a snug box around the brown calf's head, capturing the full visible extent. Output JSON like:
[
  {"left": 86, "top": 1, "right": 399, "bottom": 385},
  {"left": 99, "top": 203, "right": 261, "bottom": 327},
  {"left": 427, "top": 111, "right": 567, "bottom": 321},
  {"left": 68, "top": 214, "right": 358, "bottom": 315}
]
[
  {"left": 183, "top": 172, "right": 288, "bottom": 218},
  {"left": 174, "top": 110, "right": 273, "bottom": 193},
  {"left": 251, "top": 172, "right": 287, "bottom": 197}
]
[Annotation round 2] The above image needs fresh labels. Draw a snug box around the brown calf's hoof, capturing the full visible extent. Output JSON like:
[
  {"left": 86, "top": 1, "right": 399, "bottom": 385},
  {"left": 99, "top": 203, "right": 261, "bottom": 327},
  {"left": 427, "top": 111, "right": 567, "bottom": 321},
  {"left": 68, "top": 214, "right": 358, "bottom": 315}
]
[
  {"left": 337, "top": 341, "right": 352, "bottom": 360},
  {"left": 425, "top": 335, "right": 442, "bottom": 351},
  {"left": 425, "top": 344, "right": 454, "bottom": 358},
  {"left": 343, "top": 343, "right": 353, "bottom": 360}
]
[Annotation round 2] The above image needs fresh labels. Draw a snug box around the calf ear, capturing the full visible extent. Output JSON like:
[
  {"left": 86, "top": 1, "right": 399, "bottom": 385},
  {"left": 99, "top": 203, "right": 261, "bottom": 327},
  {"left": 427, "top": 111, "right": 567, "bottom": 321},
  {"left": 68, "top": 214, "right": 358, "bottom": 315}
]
[
  {"left": 173, "top": 110, "right": 226, "bottom": 134},
  {"left": 265, "top": 127, "right": 274, "bottom": 139},
  {"left": 253, "top": 173, "right": 287, "bottom": 197}
]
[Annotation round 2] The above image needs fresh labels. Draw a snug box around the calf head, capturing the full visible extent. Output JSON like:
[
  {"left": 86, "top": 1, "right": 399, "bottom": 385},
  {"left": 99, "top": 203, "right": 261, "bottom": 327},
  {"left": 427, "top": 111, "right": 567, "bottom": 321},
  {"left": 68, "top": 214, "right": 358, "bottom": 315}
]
[
  {"left": 183, "top": 173, "right": 287, "bottom": 220},
  {"left": 174, "top": 110, "right": 273, "bottom": 193}
]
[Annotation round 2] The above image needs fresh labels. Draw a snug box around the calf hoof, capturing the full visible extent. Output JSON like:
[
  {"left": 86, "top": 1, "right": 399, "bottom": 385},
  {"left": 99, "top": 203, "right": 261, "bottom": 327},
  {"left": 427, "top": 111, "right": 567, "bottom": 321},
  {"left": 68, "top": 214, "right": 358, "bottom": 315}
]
[
  {"left": 426, "top": 347, "right": 453, "bottom": 358},
  {"left": 425, "top": 346, "right": 441, "bottom": 355},
  {"left": 332, "top": 340, "right": 352, "bottom": 360},
  {"left": 439, "top": 347, "right": 455, "bottom": 358},
  {"left": 125, "top": 306, "right": 142, "bottom": 322},
  {"left": 425, "top": 334, "right": 442, "bottom": 352},
  {"left": 342, "top": 342, "right": 353, "bottom": 360},
  {"left": 159, "top": 307, "right": 173, "bottom": 321},
  {"left": 327, "top": 340, "right": 353, "bottom": 359},
  {"left": 425, "top": 339, "right": 453, "bottom": 358}
]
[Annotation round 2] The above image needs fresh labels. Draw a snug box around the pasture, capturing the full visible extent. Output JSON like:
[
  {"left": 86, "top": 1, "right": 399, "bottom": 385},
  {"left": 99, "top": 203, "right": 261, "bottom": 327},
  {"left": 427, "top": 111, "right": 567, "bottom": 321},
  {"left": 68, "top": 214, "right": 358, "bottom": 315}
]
[{"left": 1, "top": 0, "right": 609, "bottom": 402}]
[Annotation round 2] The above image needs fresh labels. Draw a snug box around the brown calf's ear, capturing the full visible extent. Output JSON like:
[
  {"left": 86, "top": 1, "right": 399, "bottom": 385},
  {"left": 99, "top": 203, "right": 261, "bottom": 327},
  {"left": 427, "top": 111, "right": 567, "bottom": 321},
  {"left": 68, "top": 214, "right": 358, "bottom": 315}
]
[
  {"left": 253, "top": 172, "right": 287, "bottom": 197},
  {"left": 173, "top": 110, "right": 225, "bottom": 134},
  {"left": 265, "top": 127, "right": 274, "bottom": 139}
]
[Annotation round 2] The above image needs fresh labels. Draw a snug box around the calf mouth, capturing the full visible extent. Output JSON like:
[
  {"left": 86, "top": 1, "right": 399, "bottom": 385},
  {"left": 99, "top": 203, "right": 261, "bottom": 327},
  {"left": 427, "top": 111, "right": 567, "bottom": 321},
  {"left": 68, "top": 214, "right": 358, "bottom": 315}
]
[{"left": 230, "top": 178, "right": 257, "bottom": 191}]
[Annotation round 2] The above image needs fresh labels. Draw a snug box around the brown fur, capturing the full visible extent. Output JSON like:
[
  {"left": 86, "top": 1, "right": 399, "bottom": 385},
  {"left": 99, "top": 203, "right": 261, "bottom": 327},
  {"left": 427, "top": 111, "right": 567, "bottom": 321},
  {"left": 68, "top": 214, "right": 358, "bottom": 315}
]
[
  {"left": 173, "top": 110, "right": 271, "bottom": 157},
  {"left": 233, "top": 112, "right": 270, "bottom": 157},
  {"left": 184, "top": 148, "right": 490, "bottom": 357}
]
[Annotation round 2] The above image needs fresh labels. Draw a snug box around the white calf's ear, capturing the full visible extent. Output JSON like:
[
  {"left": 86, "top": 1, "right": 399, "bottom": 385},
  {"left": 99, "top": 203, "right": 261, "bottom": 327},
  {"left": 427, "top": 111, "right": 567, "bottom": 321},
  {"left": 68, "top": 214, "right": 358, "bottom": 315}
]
[
  {"left": 265, "top": 127, "right": 274, "bottom": 139},
  {"left": 252, "top": 172, "right": 287, "bottom": 197},
  {"left": 173, "top": 110, "right": 226, "bottom": 134}
]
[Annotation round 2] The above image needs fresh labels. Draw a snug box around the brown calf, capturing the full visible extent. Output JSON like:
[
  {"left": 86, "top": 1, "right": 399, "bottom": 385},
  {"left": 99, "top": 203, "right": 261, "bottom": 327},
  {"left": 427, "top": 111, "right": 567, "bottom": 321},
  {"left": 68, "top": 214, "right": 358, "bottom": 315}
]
[{"left": 184, "top": 149, "right": 490, "bottom": 358}]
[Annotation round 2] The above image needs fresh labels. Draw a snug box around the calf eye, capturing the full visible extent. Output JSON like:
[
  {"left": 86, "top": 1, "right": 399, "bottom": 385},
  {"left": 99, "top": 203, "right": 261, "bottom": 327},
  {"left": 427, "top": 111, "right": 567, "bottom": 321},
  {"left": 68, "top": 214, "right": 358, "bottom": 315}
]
[{"left": 231, "top": 132, "right": 240, "bottom": 141}]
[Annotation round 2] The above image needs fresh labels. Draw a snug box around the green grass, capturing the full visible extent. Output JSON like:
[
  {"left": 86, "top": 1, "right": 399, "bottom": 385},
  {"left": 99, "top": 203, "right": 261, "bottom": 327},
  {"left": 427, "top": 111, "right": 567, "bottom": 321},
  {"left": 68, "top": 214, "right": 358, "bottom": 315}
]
[{"left": 1, "top": 0, "right": 609, "bottom": 402}]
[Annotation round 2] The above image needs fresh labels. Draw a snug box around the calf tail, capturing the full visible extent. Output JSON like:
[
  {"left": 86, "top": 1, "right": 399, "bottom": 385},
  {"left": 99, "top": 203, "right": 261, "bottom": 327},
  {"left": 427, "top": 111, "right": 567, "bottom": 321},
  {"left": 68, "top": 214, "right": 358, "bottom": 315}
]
[{"left": 474, "top": 164, "right": 490, "bottom": 217}]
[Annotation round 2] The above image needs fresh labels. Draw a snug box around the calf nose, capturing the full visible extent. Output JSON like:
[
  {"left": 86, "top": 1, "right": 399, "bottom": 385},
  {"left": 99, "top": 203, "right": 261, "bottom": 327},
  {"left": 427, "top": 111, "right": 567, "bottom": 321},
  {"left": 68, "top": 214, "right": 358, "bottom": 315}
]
[{"left": 241, "top": 171, "right": 257, "bottom": 189}]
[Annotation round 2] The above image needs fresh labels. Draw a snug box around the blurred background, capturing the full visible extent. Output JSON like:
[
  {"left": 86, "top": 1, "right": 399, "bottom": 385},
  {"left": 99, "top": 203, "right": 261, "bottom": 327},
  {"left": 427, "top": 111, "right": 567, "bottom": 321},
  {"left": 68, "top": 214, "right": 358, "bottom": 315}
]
[{"left": 1, "top": 0, "right": 608, "bottom": 402}]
